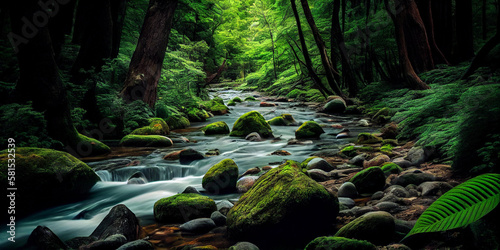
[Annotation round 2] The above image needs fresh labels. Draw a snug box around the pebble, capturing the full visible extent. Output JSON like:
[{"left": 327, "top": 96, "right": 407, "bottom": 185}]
[{"left": 179, "top": 218, "right": 216, "bottom": 234}]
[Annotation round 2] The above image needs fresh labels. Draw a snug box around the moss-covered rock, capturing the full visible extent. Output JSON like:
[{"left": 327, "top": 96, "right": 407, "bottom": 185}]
[
  {"left": 349, "top": 166, "right": 386, "bottom": 194},
  {"left": 227, "top": 161, "right": 339, "bottom": 245},
  {"left": 372, "top": 107, "right": 393, "bottom": 124},
  {"left": 202, "top": 159, "right": 239, "bottom": 194},
  {"left": 380, "top": 144, "right": 394, "bottom": 155},
  {"left": 295, "top": 121, "right": 325, "bottom": 139},
  {"left": 0, "top": 148, "right": 100, "bottom": 217},
  {"left": 323, "top": 98, "right": 347, "bottom": 113},
  {"left": 305, "top": 236, "right": 376, "bottom": 250},
  {"left": 120, "top": 135, "right": 173, "bottom": 147},
  {"left": 232, "top": 97, "right": 242, "bottom": 103},
  {"left": 341, "top": 146, "right": 357, "bottom": 157},
  {"left": 154, "top": 193, "right": 217, "bottom": 223},
  {"left": 202, "top": 121, "right": 230, "bottom": 135},
  {"left": 205, "top": 97, "right": 230, "bottom": 115},
  {"left": 381, "top": 163, "right": 403, "bottom": 176},
  {"left": 166, "top": 116, "right": 190, "bottom": 130},
  {"left": 334, "top": 211, "right": 395, "bottom": 245},
  {"left": 267, "top": 114, "right": 297, "bottom": 126},
  {"left": 230, "top": 111, "right": 273, "bottom": 138},
  {"left": 131, "top": 118, "right": 170, "bottom": 136},
  {"left": 357, "top": 133, "right": 383, "bottom": 144},
  {"left": 187, "top": 108, "right": 210, "bottom": 122},
  {"left": 227, "top": 100, "right": 236, "bottom": 106},
  {"left": 78, "top": 133, "right": 111, "bottom": 156},
  {"left": 244, "top": 96, "right": 257, "bottom": 101}
]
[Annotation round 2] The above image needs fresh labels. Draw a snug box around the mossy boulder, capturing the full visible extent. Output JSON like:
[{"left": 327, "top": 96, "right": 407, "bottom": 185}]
[
  {"left": 334, "top": 211, "right": 395, "bottom": 245},
  {"left": 244, "top": 96, "right": 257, "bottom": 101},
  {"left": 295, "top": 121, "right": 325, "bottom": 139},
  {"left": 381, "top": 163, "right": 402, "bottom": 176},
  {"left": 227, "top": 161, "right": 339, "bottom": 245},
  {"left": 372, "top": 107, "right": 393, "bottom": 124},
  {"left": 78, "top": 133, "right": 111, "bottom": 156},
  {"left": 154, "top": 193, "right": 217, "bottom": 223},
  {"left": 131, "top": 118, "right": 169, "bottom": 136},
  {"left": 230, "top": 111, "right": 273, "bottom": 138},
  {"left": 323, "top": 98, "right": 347, "bottom": 114},
  {"left": 206, "top": 97, "right": 230, "bottom": 115},
  {"left": 202, "top": 121, "right": 230, "bottom": 135},
  {"left": 357, "top": 133, "right": 383, "bottom": 144},
  {"left": 305, "top": 236, "right": 376, "bottom": 250},
  {"left": 227, "top": 100, "right": 236, "bottom": 106},
  {"left": 202, "top": 159, "right": 239, "bottom": 194},
  {"left": 120, "top": 135, "right": 173, "bottom": 147},
  {"left": 0, "top": 148, "right": 100, "bottom": 217},
  {"left": 166, "top": 116, "right": 190, "bottom": 130},
  {"left": 349, "top": 166, "right": 386, "bottom": 194},
  {"left": 187, "top": 108, "right": 210, "bottom": 122},
  {"left": 232, "top": 97, "right": 242, "bottom": 103},
  {"left": 267, "top": 114, "right": 297, "bottom": 126}
]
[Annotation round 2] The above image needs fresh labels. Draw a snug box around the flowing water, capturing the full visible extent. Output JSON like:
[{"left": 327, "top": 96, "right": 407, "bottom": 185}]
[{"left": 4, "top": 89, "right": 377, "bottom": 248}]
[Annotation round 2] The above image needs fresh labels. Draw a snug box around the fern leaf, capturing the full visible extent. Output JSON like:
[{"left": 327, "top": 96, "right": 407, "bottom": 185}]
[{"left": 404, "top": 173, "right": 500, "bottom": 240}]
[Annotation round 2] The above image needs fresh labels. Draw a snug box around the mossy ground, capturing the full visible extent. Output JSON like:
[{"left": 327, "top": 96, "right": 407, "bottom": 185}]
[
  {"left": 120, "top": 135, "right": 173, "bottom": 147},
  {"left": 295, "top": 121, "right": 325, "bottom": 139},
  {"left": 154, "top": 193, "right": 217, "bottom": 223},
  {"left": 229, "top": 111, "right": 273, "bottom": 138}
]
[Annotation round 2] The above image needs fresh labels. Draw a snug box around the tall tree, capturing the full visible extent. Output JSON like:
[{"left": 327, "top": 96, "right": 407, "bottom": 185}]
[
  {"left": 300, "top": 0, "right": 347, "bottom": 99},
  {"left": 455, "top": 0, "right": 475, "bottom": 61},
  {"left": 110, "top": 0, "right": 127, "bottom": 58},
  {"left": 121, "top": 0, "right": 179, "bottom": 107},
  {"left": 384, "top": 0, "right": 430, "bottom": 90},
  {"left": 415, "top": 0, "right": 449, "bottom": 65},
  {"left": 431, "top": 0, "right": 453, "bottom": 60},
  {"left": 48, "top": 0, "right": 77, "bottom": 61}
]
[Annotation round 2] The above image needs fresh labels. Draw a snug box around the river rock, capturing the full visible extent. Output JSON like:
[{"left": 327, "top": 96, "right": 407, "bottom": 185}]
[
  {"left": 307, "top": 158, "right": 335, "bottom": 171},
  {"left": 380, "top": 122, "right": 398, "bottom": 139},
  {"left": 371, "top": 191, "right": 384, "bottom": 200},
  {"left": 202, "top": 159, "right": 239, "bottom": 194},
  {"left": 0, "top": 148, "right": 100, "bottom": 217},
  {"left": 81, "top": 234, "right": 127, "bottom": 250},
  {"left": 392, "top": 157, "right": 412, "bottom": 168},
  {"left": 240, "top": 167, "right": 261, "bottom": 177},
  {"left": 338, "top": 197, "right": 356, "bottom": 209},
  {"left": 336, "top": 131, "right": 350, "bottom": 139},
  {"left": 182, "top": 186, "right": 201, "bottom": 194},
  {"left": 154, "top": 193, "right": 216, "bottom": 223},
  {"left": 271, "top": 149, "right": 291, "bottom": 156},
  {"left": 338, "top": 182, "right": 358, "bottom": 198},
  {"left": 334, "top": 211, "right": 395, "bottom": 245},
  {"left": 267, "top": 114, "right": 297, "bottom": 126},
  {"left": 179, "top": 148, "right": 205, "bottom": 164},
  {"left": 295, "top": 121, "right": 325, "bottom": 139},
  {"left": 363, "top": 154, "right": 390, "bottom": 168},
  {"left": 26, "top": 226, "right": 68, "bottom": 250},
  {"left": 116, "top": 239, "right": 154, "bottom": 250},
  {"left": 205, "top": 149, "right": 221, "bottom": 157},
  {"left": 245, "top": 132, "right": 262, "bottom": 141},
  {"left": 236, "top": 175, "right": 259, "bottom": 193},
  {"left": 287, "top": 138, "right": 313, "bottom": 145},
  {"left": 357, "top": 133, "right": 383, "bottom": 144},
  {"left": 260, "top": 101, "right": 277, "bottom": 107},
  {"left": 206, "top": 97, "right": 230, "bottom": 115},
  {"left": 375, "top": 201, "right": 404, "bottom": 213},
  {"left": 211, "top": 211, "right": 227, "bottom": 226},
  {"left": 216, "top": 200, "right": 234, "bottom": 215},
  {"left": 163, "top": 150, "right": 181, "bottom": 160},
  {"left": 349, "top": 154, "right": 367, "bottom": 167},
  {"left": 127, "top": 172, "right": 148, "bottom": 184},
  {"left": 323, "top": 98, "right": 347, "bottom": 113},
  {"left": 230, "top": 111, "right": 273, "bottom": 138},
  {"left": 179, "top": 218, "right": 216, "bottom": 234},
  {"left": 130, "top": 118, "right": 169, "bottom": 136},
  {"left": 90, "top": 204, "right": 141, "bottom": 242},
  {"left": 120, "top": 135, "right": 173, "bottom": 147},
  {"left": 385, "top": 185, "right": 409, "bottom": 198},
  {"left": 405, "top": 146, "right": 434, "bottom": 166},
  {"left": 358, "top": 119, "right": 370, "bottom": 127},
  {"left": 381, "top": 163, "right": 403, "bottom": 176},
  {"left": 349, "top": 167, "right": 386, "bottom": 195},
  {"left": 307, "top": 169, "right": 332, "bottom": 182},
  {"left": 418, "top": 181, "right": 453, "bottom": 196},
  {"left": 202, "top": 121, "right": 230, "bottom": 135},
  {"left": 305, "top": 236, "right": 376, "bottom": 250},
  {"left": 229, "top": 242, "right": 260, "bottom": 250},
  {"left": 392, "top": 172, "right": 436, "bottom": 186},
  {"left": 227, "top": 161, "right": 339, "bottom": 246}
]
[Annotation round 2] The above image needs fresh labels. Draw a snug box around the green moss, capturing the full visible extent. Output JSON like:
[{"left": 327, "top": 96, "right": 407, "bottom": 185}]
[
  {"left": 381, "top": 163, "right": 402, "bottom": 175},
  {"left": 295, "top": 121, "right": 325, "bottom": 139},
  {"left": 349, "top": 167, "right": 386, "bottom": 194},
  {"left": 324, "top": 98, "right": 347, "bottom": 113},
  {"left": 244, "top": 96, "right": 257, "bottom": 101},
  {"left": 304, "top": 89, "right": 326, "bottom": 102},
  {"left": 230, "top": 111, "right": 273, "bottom": 138},
  {"left": 232, "top": 97, "right": 242, "bottom": 102},
  {"left": 202, "top": 121, "right": 230, "bottom": 135},
  {"left": 267, "top": 116, "right": 286, "bottom": 126},
  {"left": 286, "top": 89, "right": 305, "bottom": 99},
  {"left": 154, "top": 193, "right": 216, "bottom": 223},
  {"left": 130, "top": 118, "right": 169, "bottom": 136},
  {"left": 227, "top": 100, "right": 236, "bottom": 106},
  {"left": 0, "top": 148, "right": 99, "bottom": 216},
  {"left": 380, "top": 144, "right": 394, "bottom": 154},
  {"left": 202, "top": 159, "right": 239, "bottom": 193},
  {"left": 305, "top": 236, "right": 376, "bottom": 250},
  {"left": 382, "top": 139, "right": 399, "bottom": 146},
  {"left": 334, "top": 211, "right": 395, "bottom": 245},
  {"left": 77, "top": 133, "right": 111, "bottom": 155},
  {"left": 226, "top": 161, "right": 339, "bottom": 243},
  {"left": 166, "top": 116, "right": 190, "bottom": 130},
  {"left": 300, "top": 156, "right": 319, "bottom": 169},
  {"left": 341, "top": 146, "right": 357, "bottom": 157},
  {"left": 202, "top": 97, "right": 229, "bottom": 115},
  {"left": 120, "top": 135, "right": 173, "bottom": 147},
  {"left": 357, "top": 133, "right": 383, "bottom": 144}
]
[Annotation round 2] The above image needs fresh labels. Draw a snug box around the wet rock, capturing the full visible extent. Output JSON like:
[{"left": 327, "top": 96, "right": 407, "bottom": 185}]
[
  {"left": 202, "top": 159, "right": 239, "bottom": 194},
  {"left": 336, "top": 132, "right": 350, "bottom": 139},
  {"left": 182, "top": 186, "right": 201, "bottom": 194},
  {"left": 202, "top": 121, "right": 230, "bottom": 135},
  {"left": 245, "top": 132, "right": 262, "bottom": 141},
  {"left": 371, "top": 191, "right": 384, "bottom": 200},
  {"left": 385, "top": 185, "right": 410, "bottom": 198},
  {"left": 394, "top": 219, "right": 415, "bottom": 235},
  {"left": 26, "top": 226, "right": 68, "bottom": 250},
  {"left": 236, "top": 176, "right": 259, "bottom": 193},
  {"left": 350, "top": 167, "right": 386, "bottom": 194},
  {"left": 338, "top": 197, "right": 356, "bottom": 209},
  {"left": 205, "top": 149, "right": 221, "bottom": 157},
  {"left": 358, "top": 119, "right": 370, "bottom": 127},
  {"left": 305, "top": 236, "right": 376, "bottom": 250},
  {"left": 418, "top": 181, "right": 453, "bottom": 197},
  {"left": 334, "top": 211, "right": 395, "bottom": 245},
  {"left": 287, "top": 138, "right": 313, "bottom": 145},
  {"left": 307, "top": 169, "right": 332, "bottom": 182},
  {"left": 130, "top": 118, "right": 169, "bottom": 136},
  {"left": 349, "top": 154, "right": 366, "bottom": 167},
  {"left": 127, "top": 172, "right": 147, "bottom": 185},
  {"left": 363, "top": 154, "right": 390, "bottom": 168},
  {"left": 307, "top": 158, "right": 335, "bottom": 171},
  {"left": 338, "top": 182, "right": 358, "bottom": 198},
  {"left": 216, "top": 200, "right": 234, "bottom": 216},
  {"left": 375, "top": 201, "right": 403, "bottom": 213},
  {"left": 116, "top": 239, "right": 154, "bottom": 250},
  {"left": 65, "top": 237, "right": 96, "bottom": 249},
  {"left": 378, "top": 194, "right": 404, "bottom": 204},
  {"left": 386, "top": 244, "right": 412, "bottom": 250},
  {"left": 240, "top": 167, "right": 261, "bottom": 177},
  {"left": 211, "top": 211, "right": 227, "bottom": 227},
  {"left": 163, "top": 150, "right": 181, "bottom": 160},
  {"left": 267, "top": 114, "right": 297, "bottom": 126},
  {"left": 271, "top": 149, "right": 291, "bottom": 156},
  {"left": 405, "top": 146, "right": 434, "bottom": 166},
  {"left": 229, "top": 242, "right": 260, "bottom": 250},
  {"left": 392, "top": 157, "right": 412, "bottom": 168},
  {"left": 179, "top": 218, "right": 216, "bottom": 234},
  {"left": 262, "top": 166, "right": 273, "bottom": 171},
  {"left": 381, "top": 163, "right": 403, "bottom": 176},
  {"left": 392, "top": 172, "right": 436, "bottom": 186},
  {"left": 154, "top": 193, "right": 216, "bottom": 223},
  {"left": 120, "top": 135, "right": 173, "bottom": 147},
  {"left": 323, "top": 98, "right": 347, "bottom": 113},
  {"left": 260, "top": 102, "right": 277, "bottom": 107},
  {"left": 357, "top": 133, "right": 383, "bottom": 144},
  {"left": 81, "top": 234, "right": 127, "bottom": 250},
  {"left": 295, "top": 121, "right": 325, "bottom": 139},
  {"left": 380, "top": 122, "right": 398, "bottom": 139},
  {"left": 169, "top": 136, "right": 190, "bottom": 144},
  {"left": 230, "top": 111, "right": 273, "bottom": 138},
  {"left": 90, "top": 204, "right": 141, "bottom": 242},
  {"left": 179, "top": 148, "right": 205, "bottom": 164}
]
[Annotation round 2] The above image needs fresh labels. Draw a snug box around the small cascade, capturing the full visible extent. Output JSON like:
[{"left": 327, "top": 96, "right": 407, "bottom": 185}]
[{"left": 95, "top": 164, "right": 194, "bottom": 182}]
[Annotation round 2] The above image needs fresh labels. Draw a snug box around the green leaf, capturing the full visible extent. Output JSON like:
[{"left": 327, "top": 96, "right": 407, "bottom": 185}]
[{"left": 404, "top": 173, "right": 500, "bottom": 240}]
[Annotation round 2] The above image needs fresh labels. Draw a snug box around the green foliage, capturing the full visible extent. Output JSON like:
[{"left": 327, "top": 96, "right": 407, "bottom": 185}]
[
  {"left": 71, "top": 108, "right": 92, "bottom": 132},
  {"left": 123, "top": 101, "right": 155, "bottom": 135},
  {"left": 404, "top": 173, "right": 500, "bottom": 240}
]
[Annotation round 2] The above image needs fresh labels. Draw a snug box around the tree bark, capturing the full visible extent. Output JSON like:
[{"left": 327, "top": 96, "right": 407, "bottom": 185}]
[
  {"left": 415, "top": 0, "right": 449, "bottom": 65},
  {"left": 121, "top": 0, "right": 178, "bottom": 108},
  {"left": 48, "top": 0, "right": 76, "bottom": 61},
  {"left": 111, "top": 0, "right": 127, "bottom": 58},
  {"left": 384, "top": 0, "right": 430, "bottom": 90},
  {"left": 290, "top": 0, "right": 332, "bottom": 96},
  {"left": 455, "top": 0, "right": 475, "bottom": 61},
  {"left": 300, "top": 0, "right": 347, "bottom": 99},
  {"left": 431, "top": 0, "right": 453, "bottom": 60}
]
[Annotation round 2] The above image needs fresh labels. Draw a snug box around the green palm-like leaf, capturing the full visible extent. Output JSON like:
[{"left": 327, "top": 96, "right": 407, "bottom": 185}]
[{"left": 404, "top": 173, "right": 500, "bottom": 240}]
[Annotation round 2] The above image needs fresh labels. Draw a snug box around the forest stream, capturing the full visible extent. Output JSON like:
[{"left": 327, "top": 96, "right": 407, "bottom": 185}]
[{"left": 5, "top": 89, "right": 377, "bottom": 248}]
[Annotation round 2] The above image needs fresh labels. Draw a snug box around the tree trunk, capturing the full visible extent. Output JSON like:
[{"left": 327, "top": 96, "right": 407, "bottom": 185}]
[
  {"left": 415, "top": 0, "right": 449, "bottom": 65},
  {"left": 48, "top": 0, "right": 76, "bottom": 61},
  {"left": 455, "top": 0, "right": 475, "bottom": 61},
  {"left": 431, "top": 0, "right": 453, "bottom": 60},
  {"left": 332, "top": 0, "right": 358, "bottom": 96},
  {"left": 396, "top": 0, "right": 434, "bottom": 73},
  {"left": 111, "top": 0, "right": 127, "bottom": 58},
  {"left": 121, "top": 0, "right": 178, "bottom": 108},
  {"left": 384, "top": 0, "right": 430, "bottom": 90},
  {"left": 290, "top": 0, "right": 332, "bottom": 96},
  {"left": 300, "top": 0, "right": 347, "bottom": 99}
]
